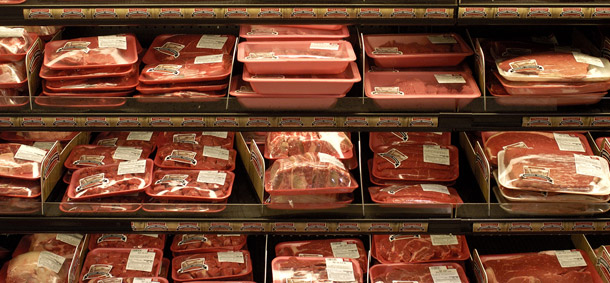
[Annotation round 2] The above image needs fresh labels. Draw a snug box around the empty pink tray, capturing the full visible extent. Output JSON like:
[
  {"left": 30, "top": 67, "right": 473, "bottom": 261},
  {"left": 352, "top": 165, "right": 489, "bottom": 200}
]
[{"left": 240, "top": 25, "right": 349, "bottom": 41}]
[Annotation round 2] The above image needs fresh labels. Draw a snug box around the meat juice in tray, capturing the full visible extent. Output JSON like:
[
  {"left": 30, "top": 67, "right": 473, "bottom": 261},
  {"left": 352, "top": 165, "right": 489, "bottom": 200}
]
[
  {"left": 0, "top": 143, "right": 45, "bottom": 180},
  {"left": 372, "top": 145, "right": 459, "bottom": 183},
  {"left": 157, "top": 131, "right": 235, "bottom": 150},
  {"left": 89, "top": 234, "right": 166, "bottom": 251},
  {"left": 146, "top": 169, "right": 234, "bottom": 202},
  {"left": 79, "top": 248, "right": 163, "bottom": 282},
  {"left": 240, "top": 25, "right": 349, "bottom": 41},
  {"left": 154, "top": 144, "right": 236, "bottom": 171},
  {"left": 172, "top": 250, "right": 252, "bottom": 282},
  {"left": 369, "top": 132, "right": 452, "bottom": 152},
  {"left": 271, "top": 256, "right": 364, "bottom": 283},
  {"left": 265, "top": 132, "right": 354, "bottom": 160},
  {"left": 93, "top": 132, "right": 158, "bottom": 152},
  {"left": 274, "top": 238, "right": 368, "bottom": 271},
  {"left": 44, "top": 35, "right": 139, "bottom": 70},
  {"left": 170, "top": 234, "right": 248, "bottom": 256},
  {"left": 369, "top": 262, "right": 470, "bottom": 283},
  {"left": 372, "top": 234, "right": 469, "bottom": 264},
  {"left": 65, "top": 145, "right": 152, "bottom": 171},
  {"left": 142, "top": 34, "right": 236, "bottom": 65}
]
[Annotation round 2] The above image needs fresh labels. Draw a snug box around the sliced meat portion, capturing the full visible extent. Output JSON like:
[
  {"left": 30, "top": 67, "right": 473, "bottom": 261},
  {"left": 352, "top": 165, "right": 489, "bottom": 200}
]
[
  {"left": 7, "top": 251, "right": 69, "bottom": 283},
  {"left": 373, "top": 234, "right": 468, "bottom": 263},
  {"left": 266, "top": 132, "right": 353, "bottom": 159}
]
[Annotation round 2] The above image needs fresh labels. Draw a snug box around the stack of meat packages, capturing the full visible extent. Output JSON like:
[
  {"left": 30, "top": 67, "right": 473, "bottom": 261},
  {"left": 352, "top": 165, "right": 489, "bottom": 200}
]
[
  {"left": 60, "top": 131, "right": 157, "bottom": 214},
  {"left": 234, "top": 25, "right": 359, "bottom": 109},
  {"left": 263, "top": 132, "right": 358, "bottom": 209},
  {"left": 483, "top": 131, "right": 610, "bottom": 215},
  {"left": 39, "top": 34, "right": 142, "bottom": 101},
  {"left": 146, "top": 131, "right": 236, "bottom": 213},
  {"left": 2, "top": 233, "right": 85, "bottom": 283},
  {"left": 136, "top": 34, "right": 235, "bottom": 99},
  {"left": 362, "top": 33, "right": 480, "bottom": 110},
  {"left": 271, "top": 238, "right": 367, "bottom": 283},
  {"left": 0, "top": 27, "right": 36, "bottom": 107},
  {"left": 485, "top": 39, "right": 610, "bottom": 105}
]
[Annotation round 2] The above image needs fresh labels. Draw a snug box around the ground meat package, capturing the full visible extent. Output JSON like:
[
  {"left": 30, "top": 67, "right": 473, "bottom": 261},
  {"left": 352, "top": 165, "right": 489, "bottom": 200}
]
[
  {"left": 170, "top": 234, "right": 248, "bottom": 256},
  {"left": 65, "top": 145, "right": 153, "bottom": 171},
  {"left": 372, "top": 145, "right": 459, "bottom": 184},
  {"left": 275, "top": 238, "right": 367, "bottom": 271},
  {"left": 265, "top": 132, "right": 353, "bottom": 160},
  {"left": 142, "top": 34, "right": 236, "bottom": 65},
  {"left": 272, "top": 256, "right": 363, "bottom": 283},
  {"left": 172, "top": 250, "right": 252, "bottom": 282},
  {"left": 157, "top": 132, "right": 235, "bottom": 149},
  {"left": 372, "top": 234, "right": 469, "bottom": 264},
  {"left": 44, "top": 35, "right": 138, "bottom": 69},
  {"left": 498, "top": 148, "right": 610, "bottom": 195},
  {"left": 370, "top": 262, "right": 470, "bottom": 283},
  {"left": 79, "top": 248, "right": 163, "bottom": 282},
  {"left": 154, "top": 144, "right": 236, "bottom": 171},
  {"left": 0, "top": 143, "right": 45, "bottom": 179},
  {"left": 89, "top": 234, "right": 166, "bottom": 251},
  {"left": 93, "top": 132, "right": 158, "bottom": 152},
  {"left": 477, "top": 249, "right": 603, "bottom": 283},
  {"left": 369, "top": 132, "right": 451, "bottom": 152},
  {"left": 146, "top": 169, "right": 235, "bottom": 201},
  {"left": 6, "top": 251, "right": 69, "bottom": 283},
  {"left": 368, "top": 184, "right": 463, "bottom": 206}
]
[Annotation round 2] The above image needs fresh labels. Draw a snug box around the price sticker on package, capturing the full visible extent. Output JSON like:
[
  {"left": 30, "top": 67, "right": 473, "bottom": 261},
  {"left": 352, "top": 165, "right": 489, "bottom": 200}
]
[
  {"left": 330, "top": 242, "right": 360, "bottom": 259},
  {"left": 428, "top": 35, "right": 457, "bottom": 44},
  {"left": 573, "top": 52, "right": 605, "bottom": 68},
  {"left": 112, "top": 146, "right": 143, "bottom": 161},
  {"left": 98, "top": 35, "right": 127, "bottom": 50},
  {"left": 126, "top": 249, "right": 156, "bottom": 272},
  {"left": 37, "top": 251, "right": 66, "bottom": 274},
  {"left": 434, "top": 74, "right": 466, "bottom": 84},
  {"left": 574, "top": 154, "right": 604, "bottom": 177},
  {"left": 423, "top": 145, "right": 450, "bottom": 166},
  {"left": 217, "top": 251, "right": 244, "bottom": 263},
  {"left": 202, "top": 146, "right": 229, "bottom": 160},
  {"left": 555, "top": 250, "right": 587, "bottom": 268},
  {"left": 430, "top": 235, "right": 459, "bottom": 246},
  {"left": 196, "top": 35, "right": 228, "bottom": 49},
  {"left": 325, "top": 258, "right": 356, "bottom": 282},
  {"left": 553, "top": 133, "right": 585, "bottom": 152},
  {"left": 14, "top": 145, "right": 47, "bottom": 163},
  {"left": 194, "top": 54, "right": 224, "bottom": 64},
  {"left": 310, "top": 42, "right": 339, "bottom": 50},
  {"left": 421, "top": 184, "right": 450, "bottom": 195},
  {"left": 429, "top": 266, "right": 462, "bottom": 283},
  {"left": 132, "top": 279, "right": 154, "bottom": 283},
  {"left": 127, "top": 132, "right": 153, "bottom": 141},
  {"left": 197, "top": 171, "right": 227, "bottom": 185},
  {"left": 56, "top": 234, "right": 83, "bottom": 247},
  {"left": 118, "top": 160, "right": 147, "bottom": 175}
]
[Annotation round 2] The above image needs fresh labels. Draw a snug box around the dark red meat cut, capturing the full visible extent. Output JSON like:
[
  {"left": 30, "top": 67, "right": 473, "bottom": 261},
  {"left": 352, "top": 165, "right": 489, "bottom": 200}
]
[
  {"left": 372, "top": 234, "right": 469, "bottom": 264},
  {"left": 143, "top": 34, "right": 236, "bottom": 64},
  {"left": 372, "top": 145, "right": 459, "bottom": 182},
  {"left": 155, "top": 143, "right": 236, "bottom": 171},
  {"left": 44, "top": 35, "right": 138, "bottom": 69},
  {"left": 170, "top": 234, "right": 247, "bottom": 256},
  {"left": 271, "top": 256, "right": 363, "bottom": 283},
  {"left": 275, "top": 238, "right": 367, "bottom": 271},
  {"left": 79, "top": 248, "right": 163, "bottom": 283},
  {"left": 89, "top": 234, "right": 166, "bottom": 251},
  {"left": 265, "top": 132, "right": 353, "bottom": 159},
  {"left": 370, "top": 262, "right": 469, "bottom": 283},
  {"left": 157, "top": 132, "right": 235, "bottom": 149},
  {"left": 172, "top": 250, "right": 252, "bottom": 281},
  {"left": 368, "top": 184, "right": 463, "bottom": 205},
  {"left": 147, "top": 169, "right": 234, "bottom": 201},
  {"left": 369, "top": 132, "right": 451, "bottom": 152},
  {"left": 65, "top": 145, "right": 152, "bottom": 170}
]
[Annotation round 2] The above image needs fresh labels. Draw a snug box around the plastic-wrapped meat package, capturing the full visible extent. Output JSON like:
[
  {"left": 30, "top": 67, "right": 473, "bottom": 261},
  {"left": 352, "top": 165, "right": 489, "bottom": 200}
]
[
  {"left": 272, "top": 256, "right": 363, "bottom": 283},
  {"left": 265, "top": 193, "right": 353, "bottom": 210},
  {"left": 498, "top": 148, "right": 610, "bottom": 195},
  {"left": 1, "top": 131, "right": 77, "bottom": 142},
  {"left": 0, "top": 177, "right": 40, "bottom": 197},
  {"left": 79, "top": 248, "right": 163, "bottom": 282},
  {"left": 369, "top": 132, "right": 451, "bottom": 152},
  {"left": 142, "top": 197, "right": 226, "bottom": 213},
  {"left": 0, "top": 143, "right": 44, "bottom": 179},
  {"left": 170, "top": 234, "right": 247, "bottom": 256},
  {"left": 44, "top": 35, "right": 138, "bottom": 69},
  {"left": 93, "top": 132, "right": 158, "bottom": 152},
  {"left": 240, "top": 25, "right": 349, "bottom": 40},
  {"left": 67, "top": 159, "right": 153, "bottom": 200},
  {"left": 0, "top": 61, "right": 26, "bottom": 85},
  {"left": 498, "top": 184, "right": 610, "bottom": 203},
  {"left": 372, "top": 234, "right": 469, "bottom": 264},
  {"left": 140, "top": 56, "right": 232, "bottom": 84},
  {"left": 158, "top": 132, "right": 235, "bottom": 149},
  {"left": 372, "top": 145, "right": 459, "bottom": 183},
  {"left": 44, "top": 68, "right": 138, "bottom": 92},
  {"left": 143, "top": 34, "right": 236, "bottom": 64},
  {"left": 370, "top": 262, "right": 469, "bottom": 283},
  {"left": 60, "top": 190, "right": 143, "bottom": 213},
  {"left": 368, "top": 184, "right": 463, "bottom": 205},
  {"left": 265, "top": 152, "right": 357, "bottom": 195},
  {"left": 89, "top": 234, "right": 166, "bottom": 251},
  {"left": 14, "top": 233, "right": 81, "bottom": 259},
  {"left": 135, "top": 80, "right": 228, "bottom": 95},
  {"left": 492, "top": 70, "right": 610, "bottom": 96},
  {"left": 480, "top": 250, "right": 603, "bottom": 283},
  {"left": 65, "top": 145, "right": 152, "bottom": 170},
  {"left": 155, "top": 144, "right": 236, "bottom": 171},
  {"left": 172, "top": 250, "right": 252, "bottom": 282},
  {"left": 0, "top": 195, "right": 39, "bottom": 214},
  {"left": 7, "top": 251, "right": 69, "bottom": 283},
  {"left": 147, "top": 169, "right": 234, "bottom": 201},
  {"left": 40, "top": 64, "right": 134, "bottom": 81},
  {"left": 482, "top": 131, "right": 593, "bottom": 167},
  {"left": 265, "top": 132, "right": 353, "bottom": 159},
  {"left": 0, "top": 27, "right": 36, "bottom": 60},
  {"left": 275, "top": 238, "right": 367, "bottom": 271}
]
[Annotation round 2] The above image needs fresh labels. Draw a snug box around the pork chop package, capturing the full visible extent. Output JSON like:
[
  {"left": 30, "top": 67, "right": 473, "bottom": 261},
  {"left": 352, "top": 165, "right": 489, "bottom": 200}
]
[
  {"left": 60, "top": 189, "right": 144, "bottom": 214},
  {"left": 67, "top": 159, "right": 154, "bottom": 200},
  {"left": 265, "top": 193, "right": 354, "bottom": 210},
  {"left": 79, "top": 248, "right": 163, "bottom": 282},
  {"left": 154, "top": 144, "right": 237, "bottom": 171},
  {"left": 498, "top": 148, "right": 610, "bottom": 195},
  {"left": 89, "top": 234, "right": 166, "bottom": 251},
  {"left": 478, "top": 250, "right": 603, "bottom": 283},
  {"left": 275, "top": 238, "right": 367, "bottom": 271},
  {"left": 372, "top": 145, "right": 459, "bottom": 184},
  {"left": 482, "top": 131, "right": 593, "bottom": 167},
  {"left": 370, "top": 262, "right": 470, "bottom": 283},
  {"left": 146, "top": 169, "right": 235, "bottom": 202},
  {"left": 139, "top": 56, "right": 232, "bottom": 84},
  {"left": 369, "top": 132, "right": 451, "bottom": 152},
  {"left": 372, "top": 234, "right": 469, "bottom": 264},
  {"left": 44, "top": 35, "right": 139, "bottom": 70},
  {"left": 272, "top": 256, "right": 364, "bottom": 283},
  {"left": 172, "top": 250, "right": 253, "bottom": 282},
  {"left": 0, "top": 143, "right": 45, "bottom": 179},
  {"left": 13, "top": 233, "right": 83, "bottom": 259},
  {"left": 157, "top": 132, "right": 235, "bottom": 149},
  {"left": 65, "top": 145, "right": 153, "bottom": 171},
  {"left": 265, "top": 132, "right": 354, "bottom": 160},
  {"left": 264, "top": 152, "right": 358, "bottom": 195},
  {"left": 142, "top": 34, "right": 236, "bottom": 65},
  {"left": 170, "top": 234, "right": 248, "bottom": 256},
  {"left": 93, "top": 132, "right": 158, "bottom": 152},
  {"left": 7, "top": 251, "right": 69, "bottom": 283},
  {"left": 0, "top": 177, "right": 40, "bottom": 198},
  {"left": 368, "top": 184, "right": 463, "bottom": 206},
  {"left": 0, "top": 27, "right": 37, "bottom": 62}
]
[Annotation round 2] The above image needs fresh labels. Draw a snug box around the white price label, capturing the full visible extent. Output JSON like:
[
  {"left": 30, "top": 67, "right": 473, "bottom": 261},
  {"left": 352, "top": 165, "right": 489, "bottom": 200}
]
[
  {"left": 0, "top": 27, "right": 25, "bottom": 38},
  {"left": 554, "top": 133, "right": 585, "bottom": 152},
  {"left": 217, "top": 251, "right": 244, "bottom": 263},
  {"left": 434, "top": 74, "right": 466, "bottom": 84},
  {"left": 56, "top": 234, "right": 83, "bottom": 247},
  {"left": 331, "top": 242, "right": 360, "bottom": 259},
  {"left": 133, "top": 279, "right": 154, "bottom": 283},
  {"left": 318, "top": 152, "right": 346, "bottom": 169},
  {"left": 310, "top": 42, "right": 340, "bottom": 50},
  {"left": 126, "top": 132, "right": 153, "bottom": 141},
  {"left": 373, "top": 86, "right": 403, "bottom": 95},
  {"left": 202, "top": 146, "right": 229, "bottom": 160},
  {"left": 573, "top": 52, "right": 605, "bottom": 68},
  {"left": 98, "top": 36, "right": 127, "bottom": 50},
  {"left": 14, "top": 145, "right": 46, "bottom": 163},
  {"left": 32, "top": 142, "right": 55, "bottom": 151},
  {"left": 427, "top": 35, "right": 458, "bottom": 44},
  {"left": 393, "top": 281, "right": 419, "bottom": 283},
  {"left": 429, "top": 266, "right": 462, "bottom": 283},
  {"left": 196, "top": 35, "right": 228, "bottom": 49},
  {"left": 421, "top": 184, "right": 450, "bottom": 195},
  {"left": 202, "top": 131, "right": 228, "bottom": 139},
  {"left": 126, "top": 249, "right": 156, "bottom": 272},
  {"left": 555, "top": 250, "right": 587, "bottom": 268},
  {"left": 197, "top": 171, "right": 227, "bottom": 185},
  {"left": 112, "top": 146, "right": 143, "bottom": 161},
  {"left": 37, "top": 251, "right": 66, "bottom": 274},
  {"left": 194, "top": 54, "right": 224, "bottom": 64},
  {"left": 325, "top": 258, "right": 355, "bottom": 282},
  {"left": 142, "top": 234, "right": 158, "bottom": 238},
  {"left": 299, "top": 253, "right": 324, "bottom": 257},
  {"left": 117, "top": 159, "right": 147, "bottom": 175},
  {"left": 574, "top": 154, "right": 604, "bottom": 177},
  {"left": 423, "top": 145, "right": 450, "bottom": 166},
  {"left": 430, "top": 235, "right": 459, "bottom": 246}
]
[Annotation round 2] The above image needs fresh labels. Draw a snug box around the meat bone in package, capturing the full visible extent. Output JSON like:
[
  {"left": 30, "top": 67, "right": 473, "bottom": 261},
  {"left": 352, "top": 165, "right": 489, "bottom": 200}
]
[
  {"left": 44, "top": 35, "right": 139, "bottom": 70},
  {"left": 265, "top": 132, "right": 354, "bottom": 160},
  {"left": 172, "top": 250, "right": 253, "bottom": 282},
  {"left": 372, "top": 145, "right": 459, "bottom": 184},
  {"left": 274, "top": 238, "right": 368, "bottom": 271},
  {"left": 370, "top": 262, "right": 470, "bottom": 283},
  {"left": 372, "top": 234, "right": 470, "bottom": 264},
  {"left": 271, "top": 256, "right": 364, "bottom": 283},
  {"left": 170, "top": 234, "right": 248, "bottom": 256},
  {"left": 79, "top": 248, "right": 163, "bottom": 283}
]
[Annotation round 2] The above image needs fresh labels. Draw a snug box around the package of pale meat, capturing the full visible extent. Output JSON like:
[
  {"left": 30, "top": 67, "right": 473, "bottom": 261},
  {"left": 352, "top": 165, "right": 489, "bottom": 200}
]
[
  {"left": 492, "top": 70, "right": 610, "bottom": 95},
  {"left": 264, "top": 152, "right": 358, "bottom": 195},
  {"left": 240, "top": 25, "right": 349, "bottom": 41},
  {"left": 372, "top": 145, "right": 459, "bottom": 183},
  {"left": 93, "top": 132, "right": 158, "bottom": 152},
  {"left": 141, "top": 197, "right": 227, "bottom": 213},
  {"left": 60, "top": 190, "right": 144, "bottom": 214},
  {"left": 479, "top": 250, "right": 603, "bottom": 283},
  {"left": 140, "top": 56, "right": 232, "bottom": 84},
  {"left": 40, "top": 64, "right": 135, "bottom": 81},
  {"left": 43, "top": 68, "right": 138, "bottom": 92},
  {"left": 370, "top": 262, "right": 469, "bottom": 283},
  {"left": 372, "top": 234, "right": 469, "bottom": 264},
  {"left": 172, "top": 250, "right": 252, "bottom": 282},
  {"left": 44, "top": 35, "right": 138, "bottom": 70},
  {"left": 6, "top": 251, "right": 69, "bottom": 283},
  {"left": 146, "top": 169, "right": 234, "bottom": 202},
  {"left": 272, "top": 257, "right": 363, "bottom": 283},
  {"left": 156, "top": 132, "right": 234, "bottom": 149},
  {"left": 0, "top": 61, "right": 26, "bottom": 88},
  {"left": 265, "top": 132, "right": 353, "bottom": 160},
  {"left": 265, "top": 193, "right": 354, "bottom": 210},
  {"left": 89, "top": 234, "right": 166, "bottom": 251},
  {"left": 498, "top": 148, "right": 610, "bottom": 195},
  {"left": 364, "top": 33, "right": 473, "bottom": 68},
  {"left": 369, "top": 132, "right": 451, "bottom": 152},
  {"left": 142, "top": 34, "right": 236, "bottom": 65},
  {"left": 170, "top": 234, "right": 248, "bottom": 256},
  {"left": 79, "top": 248, "right": 163, "bottom": 282},
  {"left": 154, "top": 144, "right": 236, "bottom": 171},
  {"left": 0, "top": 177, "right": 40, "bottom": 198},
  {"left": 13, "top": 233, "right": 82, "bottom": 259},
  {"left": 275, "top": 238, "right": 367, "bottom": 271},
  {"left": 67, "top": 159, "right": 153, "bottom": 200},
  {"left": 0, "top": 27, "right": 37, "bottom": 62},
  {"left": 0, "top": 143, "right": 46, "bottom": 179},
  {"left": 368, "top": 184, "right": 463, "bottom": 206},
  {"left": 65, "top": 145, "right": 152, "bottom": 171}
]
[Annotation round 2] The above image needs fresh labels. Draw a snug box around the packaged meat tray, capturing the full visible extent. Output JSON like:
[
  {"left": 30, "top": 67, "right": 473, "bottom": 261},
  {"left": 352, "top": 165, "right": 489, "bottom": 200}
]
[
  {"left": 0, "top": 61, "right": 26, "bottom": 87},
  {"left": 172, "top": 250, "right": 252, "bottom": 282},
  {"left": 139, "top": 56, "right": 232, "bottom": 84},
  {"left": 372, "top": 234, "right": 469, "bottom": 264},
  {"left": 237, "top": 40, "right": 357, "bottom": 75},
  {"left": 242, "top": 61, "right": 360, "bottom": 95},
  {"left": 60, "top": 188, "right": 143, "bottom": 214},
  {"left": 364, "top": 70, "right": 481, "bottom": 110},
  {"left": 136, "top": 80, "right": 228, "bottom": 94},
  {"left": 134, "top": 91, "right": 226, "bottom": 103},
  {"left": 40, "top": 64, "right": 136, "bottom": 81},
  {"left": 146, "top": 169, "right": 235, "bottom": 201},
  {"left": 43, "top": 69, "right": 139, "bottom": 92},
  {"left": 492, "top": 70, "right": 610, "bottom": 95},
  {"left": 265, "top": 132, "right": 353, "bottom": 160},
  {"left": 89, "top": 234, "right": 165, "bottom": 251},
  {"left": 44, "top": 35, "right": 139, "bottom": 70},
  {"left": 479, "top": 250, "right": 603, "bottom": 283},
  {"left": 482, "top": 131, "right": 593, "bottom": 167},
  {"left": 67, "top": 159, "right": 154, "bottom": 200},
  {"left": 240, "top": 25, "right": 349, "bottom": 41},
  {"left": 271, "top": 256, "right": 363, "bottom": 283},
  {"left": 92, "top": 278, "right": 169, "bottom": 283},
  {"left": 65, "top": 145, "right": 152, "bottom": 170},
  {"left": 596, "top": 137, "right": 610, "bottom": 150},
  {"left": 368, "top": 184, "right": 463, "bottom": 206},
  {"left": 142, "top": 34, "right": 236, "bottom": 65},
  {"left": 0, "top": 131, "right": 77, "bottom": 142},
  {"left": 170, "top": 234, "right": 247, "bottom": 256},
  {"left": 370, "top": 262, "right": 470, "bottom": 283},
  {"left": 157, "top": 132, "right": 234, "bottom": 149},
  {"left": 0, "top": 143, "right": 45, "bottom": 180},
  {"left": 498, "top": 148, "right": 610, "bottom": 195},
  {"left": 0, "top": 28, "right": 37, "bottom": 62},
  {"left": 7, "top": 251, "right": 69, "bottom": 283},
  {"left": 13, "top": 233, "right": 81, "bottom": 259},
  {"left": 0, "top": 195, "right": 40, "bottom": 214},
  {"left": 372, "top": 145, "right": 459, "bottom": 183},
  {"left": 93, "top": 132, "right": 158, "bottom": 152},
  {"left": 155, "top": 144, "right": 236, "bottom": 171},
  {"left": 498, "top": 184, "right": 610, "bottom": 203},
  {"left": 265, "top": 152, "right": 358, "bottom": 195},
  {"left": 496, "top": 51, "right": 610, "bottom": 82},
  {"left": 275, "top": 238, "right": 367, "bottom": 271},
  {"left": 265, "top": 193, "right": 353, "bottom": 210},
  {"left": 79, "top": 248, "right": 163, "bottom": 282},
  {"left": 364, "top": 33, "right": 473, "bottom": 68},
  {"left": 0, "top": 177, "right": 40, "bottom": 198},
  {"left": 35, "top": 95, "right": 128, "bottom": 109},
  {"left": 142, "top": 197, "right": 226, "bottom": 213},
  {"left": 369, "top": 132, "right": 451, "bottom": 152}
]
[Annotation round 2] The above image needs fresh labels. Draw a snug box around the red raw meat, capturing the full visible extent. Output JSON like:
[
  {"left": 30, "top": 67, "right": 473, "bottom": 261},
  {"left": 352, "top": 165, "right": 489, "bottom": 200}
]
[
  {"left": 496, "top": 52, "right": 593, "bottom": 80},
  {"left": 266, "top": 132, "right": 353, "bottom": 159},
  {"left": 44, "top": 68, "right": 138, "bottom": 90},
  {"left": 155, "top": 143, "right": 236, "bottom": 171},
  {"left": 144, "top": 34, "right": 235, "bottom": 64},
  {"left": 172, "top": 251, "right": 252, "bottom": 281},
  {"left": 79, "top": 248, "right": 162, "bottom": 282},
  {"left": 372, "top": 145, "right": 459, "bottom": 182},
  {"left": 275, "top": 238, "right": 367, "bottom": 271},
  {"left": 147, "top": 169, "right": 234, "bottom": 200},
  {"left": 60, "top": 190, "right": 143, "bottom": 213},
  {"left": 370, "top": 262, "right": 469, "bottom": 283},
  {"left": 369, "top": 132, "right": 451, "bottom": 152},
  {"left": 271, "top": 256, "right": 363, "bottom": 283},
  {"left": 380, "top": 39, "right": 462, "bottom": 54},
  {"left": 368, "top": 184, "right": 463, "bottom": 204},
  {"left": 89, "top": 234, "right": 166, "bottom": 251},
  {"left": 0, "top": 61, "right": 25, "bottom": 84},
  {"left": 140, "top": 56, "right": 232, "bottom": 83},
  {"left": 15, "top": 234, "right": 80, "bottom": 259},
  {"left": 0, "top": 143, "right": 42, "bottom": 179},
  {"left": 44, "top": 35, "right": 138, "bottom": 69},
  {"left": 372, "top": 234, "right": 468, "bottom": 263},
  {"left": 157, "top": 132, "right": 234, "bottom": 149},
  {"left": 65, "top": 145, "right": 152, "bottom": 170},
  {"left": 0, "top": 177, "right": 40, "bottom": 197},
  {"left": 7, "top": 131, "right": 76, "bottom": 142},
  {"left": 7, "top": 251, "right": 69, "bottom": 283},
  {"left": 142, "top": 197, "right": 226, "bottom": 213},
  {"left": 170, "top": 234, "right": 247, "bottom": 256},
  {"left": 93, "top": 132, "right": 158, "bottom": 152}
]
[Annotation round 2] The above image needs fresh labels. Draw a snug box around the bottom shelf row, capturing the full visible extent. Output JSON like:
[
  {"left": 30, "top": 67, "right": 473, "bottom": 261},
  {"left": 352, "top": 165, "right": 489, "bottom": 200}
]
[{"left": 0, "top": 233, "right": 609, "bottom": 283}]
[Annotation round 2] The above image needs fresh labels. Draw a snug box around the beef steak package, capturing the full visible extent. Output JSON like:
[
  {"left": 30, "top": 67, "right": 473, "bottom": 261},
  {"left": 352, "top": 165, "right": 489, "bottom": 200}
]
[
  {"left": 265, "top": 132, "right": 354, "bottom": 160},
  {"left": 275, "top": 238, "right": 367, "bottom": 271},
  {"left": 372, "top": 145, "right": 459, "bottom": 184},
  {"left": 0, "top": 143, "right": 47, "bottom": 180},
  {"left": 89, "top": 234, "right": 166, "bottom": 251},
  {"left": 142, "top": 34, "right": 236, "bottom": 65},
  {"left": 272, "top": 256, "right": 363, "bottom": 283},
  {"left": 372, "top": 234, "right": 469, "bottom": 264},
  {"left": 368, "top": 184, "right": 463, "bottom": 206},
  {"left": 370, "top": 262, "right": 470, "bottom": 283},
  {"left": 79, "top": 248, "right": 163, "bottom": 282},
  {"left": 0, "top": 177, "right": 40, "bottom": 198},
  {"left": 170, "top": 234, "right": 247, "bottom": 256},
  {"left": 65, "top": 145, "right": 153, "bottom": 171},
  {"left": 265, "top": 193, "right": 354, "bottom": 210},
  {"left": 172, "top": 250, "right": 252, "bottom": 282},
  {"left": 369, "top": 132, "right": 452, "bottom": 152},
  {"left": 154, "top": 144, "right": 237, "bottom": 171},
  {"left": 146, "top": 169, "right": 235, "bottom": 202}
]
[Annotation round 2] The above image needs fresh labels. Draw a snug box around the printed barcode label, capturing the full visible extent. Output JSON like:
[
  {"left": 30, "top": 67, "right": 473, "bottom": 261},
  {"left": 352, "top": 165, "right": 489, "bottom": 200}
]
[
  {"left": 56, "top": 234, "right": 83, "bottom": 246},
  {"left": 117, "top": 160, "right": 147, "bottom": 175},
  {"left": 196, "top": 35, "right": 228, "bottom": 49},
  {"left": 574, "top": 154, "right": 604, "bottom": 177},
  {"left": 310, "top": 42, "right": 340, "bottom": 50},
  {"left": 423, "top": 145, "right": 450, "bottom": 166},
  {"left": 127, "top": 132, "right": 153, "bottom": 141},
  {"left": 197, "top": 171, "right": 227, "bottom": 185},
  {"left": 429, "top": 266, "right": 461, "bottom": 283},
  {"left": 194, "top": 54, "right": 224, "bottom": 64},
  {"left": 98, "top": 36, "right": 127, "bottom": 50},
  {"left": 573, "top": 52, "right": 605, "bottom": 68},
  {"left": 554, "top": 133, "right": 585, "bottom": 152},
  {"left": 112, "top": 146, "right": 143, "bottom": 161},
  {"left": 14, "top": 145, "right": 47, "bottom": 163},
  {"left": 217, "top": 251, "right": 244, "bottom": 263},
  {"left": 126, "top": 249, "right": 156, "bottom": 272},
  {"left": 430, "top": 235, "right": 459, "bottom": 246},
  {"left": 555, "top": 250, "right": 587, "bottom": 268},
  {"left": 37, "top": 251, "right": 66, "bottom": 274},
  {"left": 434, "top": 74, "right": 466, "bottom": 84},
  {"left": 202, "top": 146, "right": 230, "bottom": 160},
  {"left": 202, "top": 131, "right": 228, "bottom": 139},
  {"left": 325, "top": 258, "right": 355, "bottom": 282},
  {"left": 331, "top": 242, "right": 360, "bottom": 259},
  {"left": 428, "top": 35, "right": 457, "bottom": 44},
  {"left": 374, "top": 86, "right": 402, "bottom": 95},
  {"left": 421, "top": 184, "right": 450, "bottom": 195}
]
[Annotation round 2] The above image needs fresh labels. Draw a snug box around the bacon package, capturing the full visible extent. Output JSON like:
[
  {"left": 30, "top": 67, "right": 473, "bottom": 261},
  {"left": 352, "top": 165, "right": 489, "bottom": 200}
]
[
  {"left": 369, "top": 132, "right": 451, "bottom": 152},
  {"left": 265, "top": 193, "right": 354, "bottom": 210},
  {"left": 65, "top": 145, "right": 152, "bottom": 170},
  {"left": 0, "top": 27, "right": 37, "bottom": 62},
  {"left": 0, "top": 143, "right": 45, "bottom": 179},
  {"left": 157, "top": 132, "right": 234, "bottom": 149},
  {"left": 140, "top": 56, "right": 232, "bottom": 84},
  {"left": 0, "top": 177, "right": 40, "bottom": 198},
  {"left": 155, "top": 144, "right": 236, "bottom": 171},
  {"left": 265, "top": 132, "right": 353, "bottom": 160},
  {"left": 172, "top": 250, "right": 252, "bottom": 282},
  {"left": 170, "top": 234, "right": 248, "bottom": 256},
  {"left": 13, "top": 233, "right": 82, "bottom": 259},
  {"left": 79, "top": 248, "right": 163, "bottom": 282},
  {"left": 275, "top": 238, "right": 367, "bottom": 271},
  {"left": 370, "top": 262, "right": 470, "bottom": 283},
  {"left": 240, "top": 25, "right": 349, "bottom": 41},
  {"left": 89, "top": 234, "right": 166, "bottom": 251},
  {"left": 272, "top": 257, "right": 363, "bottom": 283},
  {"left": 372, "top": 234, "right": 469, "bottom": 264},
  {"left": 142, "top": 34, "right": 236, "bottom": 65},
  {"left": 93, "top": 132, "right": 158, "bottom": 152},
  {"left": 368, "top": 184, "right": 463, "bottom": 205},
  {"left": 7, "top": 251, "right": 69, "bottom": 283},
  {"left": 372, "top": 145, "right": 459, "bottom": 183},
  {"left": 147, "top": 169, "right": 234, "bottom": 201},
  {"left": 44, "top": 35, "right": 138, "bottom": 69}
]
